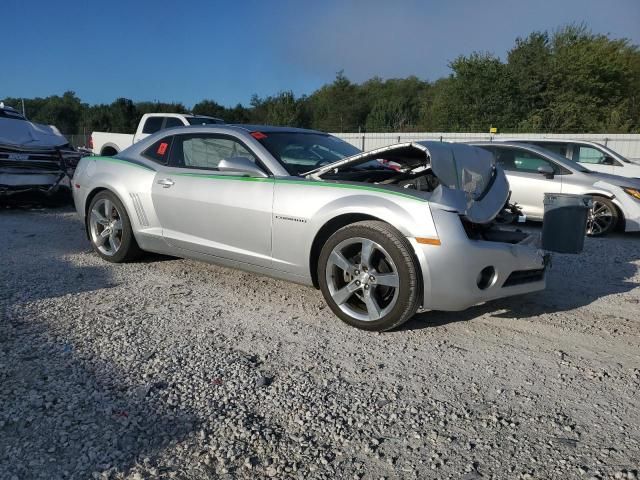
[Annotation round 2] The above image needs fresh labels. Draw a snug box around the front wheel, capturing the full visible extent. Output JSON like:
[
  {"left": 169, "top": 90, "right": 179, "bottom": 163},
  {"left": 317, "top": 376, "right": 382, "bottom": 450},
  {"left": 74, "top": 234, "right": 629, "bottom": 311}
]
[
  {"left": 587, "top": 196, "right": 618, "bottom": 237},
  {"left": 318, "top": 221, "right": 420, "bottom": 331}
]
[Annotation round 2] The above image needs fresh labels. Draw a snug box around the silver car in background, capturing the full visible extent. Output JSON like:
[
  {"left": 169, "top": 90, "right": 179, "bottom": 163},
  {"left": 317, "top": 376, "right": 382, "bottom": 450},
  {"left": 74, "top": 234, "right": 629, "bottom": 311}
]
[
  {"left": 504, "top": 139, "right": 640, "bottom": 179},
  {"left": 73, "top": 126, "right": 548, "bottom": 331},
  {"left": 472, "top": 142, "right": 640, "bottom": 236}
]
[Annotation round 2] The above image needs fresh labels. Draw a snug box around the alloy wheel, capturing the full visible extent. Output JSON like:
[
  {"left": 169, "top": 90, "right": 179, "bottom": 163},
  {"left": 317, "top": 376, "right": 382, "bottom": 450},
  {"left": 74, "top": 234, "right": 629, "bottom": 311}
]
[
  {"left": 324, "top": 237, "right": 400, "bottom": 322},
  {"left": 89, "top": 198, "right": 123, "bottom": 256},
  {"left": 586, "top": 200, "right": 614, "bottom": 236}
]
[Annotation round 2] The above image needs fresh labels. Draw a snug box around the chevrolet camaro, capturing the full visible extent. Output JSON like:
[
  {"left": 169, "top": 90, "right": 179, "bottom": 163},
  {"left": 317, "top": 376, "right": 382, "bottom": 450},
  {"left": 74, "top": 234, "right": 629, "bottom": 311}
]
[{"left": 73, "top": 125, "right": 548, "bottom": 331}]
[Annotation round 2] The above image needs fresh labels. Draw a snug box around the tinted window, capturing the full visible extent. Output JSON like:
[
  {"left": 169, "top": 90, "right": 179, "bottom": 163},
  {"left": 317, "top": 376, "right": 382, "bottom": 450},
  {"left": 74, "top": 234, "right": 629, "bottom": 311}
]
[
  {"left": 576, "top": 146, "right": 606, "bottom": 164},
  {"left": 142, "top": 137, "right": 172, "bottom": 164},
  {"left": 142, "top": 117, "right": 164, "bottom": 134},
  {"left": 169, "top": 134, "right": 257, "bottom": 170},
  {"left": 164, "top": 117, "right": 184, "bottom": 128},
  {"left": 186, "top": 117, "right": 224, "bottom": 125},
  {"left": 531, "top": 142, "right": 569, "bottom": 157},
  {"left": 256, "top": 132, "right": 360, "bottom": 176},
  {"left": 492, "top": 147, "right": 559, "bottom": 173}
]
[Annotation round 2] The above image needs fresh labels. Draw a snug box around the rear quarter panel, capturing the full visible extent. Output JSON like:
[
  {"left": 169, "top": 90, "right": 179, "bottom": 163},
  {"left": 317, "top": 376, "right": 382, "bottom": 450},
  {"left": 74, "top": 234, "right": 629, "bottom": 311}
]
[{"left": 74, "top": 156, "right": 159, "bottom": 236}]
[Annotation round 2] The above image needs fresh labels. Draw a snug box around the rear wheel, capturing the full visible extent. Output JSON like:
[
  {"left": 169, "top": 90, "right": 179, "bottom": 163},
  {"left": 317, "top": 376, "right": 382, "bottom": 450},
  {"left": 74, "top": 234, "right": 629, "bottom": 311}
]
[
  {"left": 587, "top": 196, "right": 618, "bottom": 237},
  {"left": 88, "top": 191, "right": 141, "bottom": 262},
  {"left": 318, "top": 221, "right": 420, "bottom": 331}
]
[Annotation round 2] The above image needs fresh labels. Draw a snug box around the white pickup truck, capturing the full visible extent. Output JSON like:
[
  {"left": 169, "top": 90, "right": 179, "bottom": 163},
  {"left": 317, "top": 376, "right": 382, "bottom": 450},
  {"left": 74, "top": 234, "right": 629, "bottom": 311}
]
[{"left": 91, "top": 113, "right": 223, "bottom": 156}]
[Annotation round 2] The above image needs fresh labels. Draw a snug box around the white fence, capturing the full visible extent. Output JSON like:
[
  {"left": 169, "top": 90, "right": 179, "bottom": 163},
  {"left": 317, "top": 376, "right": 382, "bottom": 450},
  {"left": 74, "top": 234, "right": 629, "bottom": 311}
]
[{"left": 331, "top": 132, "right": 640, "bottom": 160}]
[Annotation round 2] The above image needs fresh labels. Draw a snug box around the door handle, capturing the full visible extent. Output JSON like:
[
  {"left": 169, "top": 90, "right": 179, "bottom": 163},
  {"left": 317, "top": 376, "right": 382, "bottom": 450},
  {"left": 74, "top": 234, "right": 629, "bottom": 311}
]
[{"left": 157, "top": 178, "right": 175, "bottom": 188}]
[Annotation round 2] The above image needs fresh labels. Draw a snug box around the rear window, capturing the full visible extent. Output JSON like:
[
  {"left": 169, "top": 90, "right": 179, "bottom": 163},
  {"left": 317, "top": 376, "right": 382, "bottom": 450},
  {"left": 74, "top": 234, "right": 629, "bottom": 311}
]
[
  {"left": 142, "top": 137, "right": 172, "bottom": 164},
  {"left": 142, "top": 117, "right": 164, "bottom": 134},
  {"left": 255, "top": 132, "right": 360, "bottom": 176},
  {"left": 164, "top": 117, "right": 184, "bottom": 128}
]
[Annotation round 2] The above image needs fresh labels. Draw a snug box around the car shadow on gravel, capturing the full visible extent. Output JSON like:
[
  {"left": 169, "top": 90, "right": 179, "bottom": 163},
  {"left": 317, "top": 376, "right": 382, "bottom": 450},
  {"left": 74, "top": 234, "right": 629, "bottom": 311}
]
[
  {"left": 401, "top": 234, "right": 639, "bottom": 330},
  {"left": 1, "top": 308, "right": 200, "bottom": 479},
  {"left": 1, "top": 212, "right": 199, "bottom": 478}
]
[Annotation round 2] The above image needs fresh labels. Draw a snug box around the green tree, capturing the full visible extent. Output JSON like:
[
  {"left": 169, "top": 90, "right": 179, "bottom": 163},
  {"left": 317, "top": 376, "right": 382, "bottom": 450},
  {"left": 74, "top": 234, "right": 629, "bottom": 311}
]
[
  {"left": 307, "top": 71, "right": 369, "bottom": 131},
  {"left": 249, "top": 91, "right": 309, "bottom": 126},
  {"left": 430, "top": 53, "right": 514, "bottom": 131},
  {"left": 192, "top": 100, "right": 228, "bottom": 119}
]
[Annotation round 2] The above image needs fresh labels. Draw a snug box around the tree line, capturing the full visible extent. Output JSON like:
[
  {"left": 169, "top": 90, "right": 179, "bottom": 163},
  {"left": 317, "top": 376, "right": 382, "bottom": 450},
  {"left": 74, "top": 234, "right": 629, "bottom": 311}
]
[{"left": 4, "top": 25, "right": 639, "bottom": 135}]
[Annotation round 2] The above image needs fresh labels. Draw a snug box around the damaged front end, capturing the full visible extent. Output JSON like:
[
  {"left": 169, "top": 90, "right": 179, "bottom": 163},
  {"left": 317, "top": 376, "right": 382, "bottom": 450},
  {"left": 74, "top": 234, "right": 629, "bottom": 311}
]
[
  {"left": 0, "top": 144, "right": 84, "bottom": 200},
  {"left": 306, "top": 141, "right": 549, "bottom": 310},
  {"left": 306, "top": 140, "right": 537, "bottom": 245}
]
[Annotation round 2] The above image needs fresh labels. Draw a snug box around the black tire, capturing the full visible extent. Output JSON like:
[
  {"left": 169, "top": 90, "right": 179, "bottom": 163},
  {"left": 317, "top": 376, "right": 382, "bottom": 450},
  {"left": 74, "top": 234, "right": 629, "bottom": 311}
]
[
  {"left": 318, "top": 220, "right": 420, "bottom": 331},
  {"left": 587, "top": 196, "right": 619, "bottom": 237},
  {"left": 87, "top": 190, "right": 141, "bottom": 262}
]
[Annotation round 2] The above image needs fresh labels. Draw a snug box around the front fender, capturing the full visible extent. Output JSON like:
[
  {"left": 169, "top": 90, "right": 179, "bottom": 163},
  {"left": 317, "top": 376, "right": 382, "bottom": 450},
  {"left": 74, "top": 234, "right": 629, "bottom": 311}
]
[
  {"left": 307, "top": 194, "right": 423, "bottom": 238},
  {"left": 271, "top": 182, "right": 437, "bottom": 279}
]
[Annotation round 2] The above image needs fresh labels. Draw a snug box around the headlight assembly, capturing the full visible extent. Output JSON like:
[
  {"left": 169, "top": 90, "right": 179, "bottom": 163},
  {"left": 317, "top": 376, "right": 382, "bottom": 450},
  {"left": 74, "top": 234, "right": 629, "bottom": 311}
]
[{"left": 623, "top": 187, "right": 640, "bottom": 201}]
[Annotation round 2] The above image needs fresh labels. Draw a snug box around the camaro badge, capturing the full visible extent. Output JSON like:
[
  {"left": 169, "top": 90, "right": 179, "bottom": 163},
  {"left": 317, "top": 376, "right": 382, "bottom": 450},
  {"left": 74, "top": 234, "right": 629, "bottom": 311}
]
[{"left": 275, "top": 215, "right": 307, "bottom": 223}]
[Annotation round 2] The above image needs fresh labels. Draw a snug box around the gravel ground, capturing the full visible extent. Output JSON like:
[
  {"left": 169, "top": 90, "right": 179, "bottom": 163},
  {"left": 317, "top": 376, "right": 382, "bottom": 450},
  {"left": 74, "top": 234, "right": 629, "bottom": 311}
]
[{"left": 1, "top": 207, "right": 639, "bottom": 480}]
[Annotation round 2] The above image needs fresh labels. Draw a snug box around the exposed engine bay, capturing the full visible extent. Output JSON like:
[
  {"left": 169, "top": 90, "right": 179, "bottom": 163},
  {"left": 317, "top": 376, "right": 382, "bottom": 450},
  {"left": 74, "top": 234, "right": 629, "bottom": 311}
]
[{"left": 314, "top": 142, "right": 536, "bottom": 245}]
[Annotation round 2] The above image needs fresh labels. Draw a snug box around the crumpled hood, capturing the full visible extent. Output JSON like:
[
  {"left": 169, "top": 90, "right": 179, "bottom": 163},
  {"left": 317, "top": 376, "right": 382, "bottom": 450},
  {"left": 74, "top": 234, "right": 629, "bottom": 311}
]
[
  {"left": 415, "top": 141, "right": 510, "bottom": 224},
  {"left": 308, "top": 140, "right": 509, "bottom": 224},
  {"left": 0, "top": 118, "right": 68, "bottom": 148}
]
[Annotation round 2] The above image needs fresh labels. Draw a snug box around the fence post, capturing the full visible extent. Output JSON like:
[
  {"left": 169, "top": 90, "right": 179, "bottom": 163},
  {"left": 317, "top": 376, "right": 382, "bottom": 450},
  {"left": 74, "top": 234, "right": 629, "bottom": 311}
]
[{"left": 361, "top": 135, "right": 365, "bottom": 151}]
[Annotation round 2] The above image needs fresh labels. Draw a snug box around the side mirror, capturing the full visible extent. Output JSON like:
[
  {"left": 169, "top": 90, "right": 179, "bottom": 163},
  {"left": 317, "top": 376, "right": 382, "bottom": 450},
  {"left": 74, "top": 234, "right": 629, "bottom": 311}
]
[
  {"left": 218, "top": 157, "right": 268, "bottom": 177},
  {"left": 602, "top": 155, "right": 615, "bottom": 166},
  {"left": 537, "top": 165, "right": 555, "bottom": 178}
]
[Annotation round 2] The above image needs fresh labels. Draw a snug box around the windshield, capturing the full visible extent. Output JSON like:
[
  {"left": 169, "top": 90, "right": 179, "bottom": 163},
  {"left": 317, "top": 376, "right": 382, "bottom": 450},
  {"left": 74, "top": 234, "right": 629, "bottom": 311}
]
[
  {"left": 597, "top": 143, "right": 632, "bottom": 164},
  {"left": 256, "top": 132, "right": 361, "bottom": 176},
  {"left": 186, "top": 116, "right": 224, "bottom": 125}
]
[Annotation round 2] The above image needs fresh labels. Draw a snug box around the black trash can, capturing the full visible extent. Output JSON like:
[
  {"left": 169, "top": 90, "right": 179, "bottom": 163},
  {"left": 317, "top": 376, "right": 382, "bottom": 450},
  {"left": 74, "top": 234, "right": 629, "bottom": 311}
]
[{"left": 542, "top": 193, "right": 592, "bottom": 254}]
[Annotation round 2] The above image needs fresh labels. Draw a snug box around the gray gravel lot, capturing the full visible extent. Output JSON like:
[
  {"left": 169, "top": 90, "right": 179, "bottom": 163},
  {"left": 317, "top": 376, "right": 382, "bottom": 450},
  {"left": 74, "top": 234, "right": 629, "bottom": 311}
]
[{"left": 1, "top": 207, "right": 639, "bottom": 480}]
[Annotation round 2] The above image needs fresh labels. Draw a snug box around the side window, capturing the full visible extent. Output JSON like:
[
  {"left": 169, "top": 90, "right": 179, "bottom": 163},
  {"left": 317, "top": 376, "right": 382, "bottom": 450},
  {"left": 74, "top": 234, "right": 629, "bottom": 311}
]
[
  {"left": 493, "top": 148, "right": 558, "bottom": 173},
  {"left": 538, "top": 143, "right": 568, "bottom": 157},
  {"left": 142, "top": 137, "right": 172, "bottom": 164},
  {"left": 169, "top": 134, "right": 258, "bottom": 170},
  {"left": 576, "top": 146, "right": 606, "bottom": 164},
  {"left": 164, "top": 117, "right": 184, "bottom": 128},
  {"left": 142, "top": 116, "right": 164, "bottom": 134}
]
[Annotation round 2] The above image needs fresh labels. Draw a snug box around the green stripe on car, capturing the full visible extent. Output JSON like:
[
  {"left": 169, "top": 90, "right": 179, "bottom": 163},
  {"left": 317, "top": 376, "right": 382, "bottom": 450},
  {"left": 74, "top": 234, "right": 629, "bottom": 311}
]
[{"left": 96, "top": 157, "right": 426, "bottom": 202}]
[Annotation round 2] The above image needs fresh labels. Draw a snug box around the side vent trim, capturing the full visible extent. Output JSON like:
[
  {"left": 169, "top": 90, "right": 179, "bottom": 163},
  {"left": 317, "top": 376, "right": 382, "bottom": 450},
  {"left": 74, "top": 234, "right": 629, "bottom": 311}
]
[{"left": 129, "top": 193, "right": 149, "bottom": 227}]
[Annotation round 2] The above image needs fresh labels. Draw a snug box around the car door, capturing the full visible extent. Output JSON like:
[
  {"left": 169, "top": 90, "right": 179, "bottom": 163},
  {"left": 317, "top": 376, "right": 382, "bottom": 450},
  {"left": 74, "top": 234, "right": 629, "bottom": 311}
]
[
  {"left": 150, "top": 132, "right": 274, "bottom": 268},
  {"left": 490, "top": 146, "right": 565, "bottom": 220}
]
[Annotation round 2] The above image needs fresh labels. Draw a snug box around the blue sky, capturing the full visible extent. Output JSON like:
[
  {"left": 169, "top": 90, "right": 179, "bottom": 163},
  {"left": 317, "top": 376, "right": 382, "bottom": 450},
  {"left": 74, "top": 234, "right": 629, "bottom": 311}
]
[{"left": 2, "top": 0, "right": 639, "bottom": 108}]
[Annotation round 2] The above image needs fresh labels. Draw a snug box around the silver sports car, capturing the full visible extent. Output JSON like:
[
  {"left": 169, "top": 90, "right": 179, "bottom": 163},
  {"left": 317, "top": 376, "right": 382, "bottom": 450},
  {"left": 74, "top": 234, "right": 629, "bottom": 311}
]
[{"left": 73, "top": 125, "right": 547, "bottom": 331}]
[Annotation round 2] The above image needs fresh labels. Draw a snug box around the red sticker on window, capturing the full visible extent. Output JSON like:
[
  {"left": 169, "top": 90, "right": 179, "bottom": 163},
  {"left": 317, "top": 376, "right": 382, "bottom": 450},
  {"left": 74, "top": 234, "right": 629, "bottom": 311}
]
[
  {"left": 250, "top": 131, "right": 267, "bottom": 140},
  {"left": 157, "top": 142, "right": 168, "bottom": 155}
]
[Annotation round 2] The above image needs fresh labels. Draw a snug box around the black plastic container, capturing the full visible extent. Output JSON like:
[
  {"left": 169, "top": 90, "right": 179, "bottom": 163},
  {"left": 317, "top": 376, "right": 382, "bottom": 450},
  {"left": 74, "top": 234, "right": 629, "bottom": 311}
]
[{"left": 541, "top": 193, "right": 592, "bottom": 254}]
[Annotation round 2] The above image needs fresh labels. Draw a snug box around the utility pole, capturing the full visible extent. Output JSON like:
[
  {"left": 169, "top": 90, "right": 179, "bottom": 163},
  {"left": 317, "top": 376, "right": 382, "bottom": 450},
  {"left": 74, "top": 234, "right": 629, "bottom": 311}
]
[{"left": 21, "top": 98, "right": 26, "bottom": 117}]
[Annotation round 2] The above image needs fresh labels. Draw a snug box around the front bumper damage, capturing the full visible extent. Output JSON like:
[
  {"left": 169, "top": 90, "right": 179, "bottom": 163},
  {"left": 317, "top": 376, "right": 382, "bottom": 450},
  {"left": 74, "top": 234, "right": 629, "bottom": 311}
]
[
  {"left": 0, "top": 144, "right": 83, "bottom": 198},
  {"left": 414, "top": 209, "right": 548, "bottom": 312}
]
